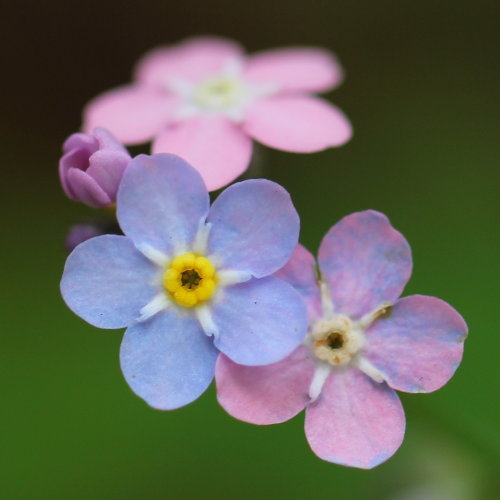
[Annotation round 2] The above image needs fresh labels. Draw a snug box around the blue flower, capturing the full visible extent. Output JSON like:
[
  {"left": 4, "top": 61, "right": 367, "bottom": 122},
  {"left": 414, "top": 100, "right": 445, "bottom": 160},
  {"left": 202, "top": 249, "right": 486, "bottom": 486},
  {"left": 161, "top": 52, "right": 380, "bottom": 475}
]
[{"left": 61, "top": 154, "right": 307, "bottom": 409}]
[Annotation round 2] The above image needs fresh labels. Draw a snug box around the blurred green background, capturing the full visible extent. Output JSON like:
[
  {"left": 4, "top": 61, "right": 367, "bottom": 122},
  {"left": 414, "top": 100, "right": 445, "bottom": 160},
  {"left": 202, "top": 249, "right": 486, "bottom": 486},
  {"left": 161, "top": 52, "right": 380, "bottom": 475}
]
[{"left": 3, "top": 1, "right": 499, "bottom": 498}]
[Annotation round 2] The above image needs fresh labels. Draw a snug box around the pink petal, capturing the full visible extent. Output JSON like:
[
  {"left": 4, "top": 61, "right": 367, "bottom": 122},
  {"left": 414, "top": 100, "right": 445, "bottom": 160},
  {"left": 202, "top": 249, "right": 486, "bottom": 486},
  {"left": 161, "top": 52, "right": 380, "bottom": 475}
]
[
  {"left": 86, "top": 149, "right": 129, "bottom": 199},
  {"left": 273, "top": 244, "right": 322, "bottom": 322},
  {"left": 135, "top": 36, "right": 245, "bottom": 87},
  {"left": 59, "top": 148, "right": 91, "bottom": 199},
  {"left": 244, "top": 47, "right": 343, "bottom": 93},
  {"left": 92, "top": 126, "right": 130, "bottom": 153},
  {"left": 63, "top": 133, "right": 98, "bottom": 155},
  {"left": 86, "top": 128, "right": 131, "bottom": 199},
  {"left": 65, "top": 168, "right": 112, "bottom": 208},
  {"left": 83, "top": 85, "right": 178, "bottom": 144},
  {"left": 243, "top": 96, "right": 352, "bottom": 152},
  {"left": 318, "top": 210, "right": 413, "bottom": 320},
  {"left": 364, "top": 295, "right": 467, "bottom": 393},
  {"left": 305, "top": 368, "right": 405, "bottom": 469},
  {"left": 153, "top": 117, "right": 252, "bottom": 191},
  {"left": 216, "top": 346, "right": 315, "bottom": 425}
]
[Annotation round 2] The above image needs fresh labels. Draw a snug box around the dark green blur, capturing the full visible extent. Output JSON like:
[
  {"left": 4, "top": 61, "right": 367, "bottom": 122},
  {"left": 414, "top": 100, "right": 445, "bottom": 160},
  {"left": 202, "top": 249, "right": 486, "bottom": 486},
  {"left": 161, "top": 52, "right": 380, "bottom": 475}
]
[{"left": 2, "top": 1, "right": 499, "bottom": 498}]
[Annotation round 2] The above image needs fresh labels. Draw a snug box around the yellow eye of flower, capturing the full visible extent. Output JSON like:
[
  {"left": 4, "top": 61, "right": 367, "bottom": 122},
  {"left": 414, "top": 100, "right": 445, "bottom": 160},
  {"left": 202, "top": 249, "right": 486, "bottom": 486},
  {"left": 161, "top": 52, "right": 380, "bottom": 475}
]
[{"left": 163, "top": 253, "right": 217, "bottom": 308}]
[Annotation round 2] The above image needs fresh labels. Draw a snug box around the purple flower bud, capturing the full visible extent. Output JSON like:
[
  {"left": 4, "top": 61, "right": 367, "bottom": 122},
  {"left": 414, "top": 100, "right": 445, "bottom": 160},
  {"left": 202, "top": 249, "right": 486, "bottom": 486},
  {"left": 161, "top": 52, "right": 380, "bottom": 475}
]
[
  {"left": 59, "top": 128, "right": 131, "bottom": 208},
  {"left": 65, "top": 220, "right": 121, "bottom": 253}
]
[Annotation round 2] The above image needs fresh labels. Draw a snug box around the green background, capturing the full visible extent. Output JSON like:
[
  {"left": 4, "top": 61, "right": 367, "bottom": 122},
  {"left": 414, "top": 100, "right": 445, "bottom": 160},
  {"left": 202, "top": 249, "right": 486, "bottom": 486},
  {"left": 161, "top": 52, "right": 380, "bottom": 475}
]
[{"left": 3, "top": 1, "right": 499, "bottom": 498}]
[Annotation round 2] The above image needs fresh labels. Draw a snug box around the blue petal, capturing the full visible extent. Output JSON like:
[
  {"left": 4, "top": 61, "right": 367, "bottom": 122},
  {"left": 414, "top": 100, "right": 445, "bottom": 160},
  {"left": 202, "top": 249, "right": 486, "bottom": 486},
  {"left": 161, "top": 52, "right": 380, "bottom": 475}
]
[
  {"left": 61, "top": 235, "right": 158, "bottom": 329},
  {"left": 207, "top": 179, "right": 299, "bottom": 277},
  {"left": 212, "top": 277, "right": 308, "bottom": 366},
  {"left": 120, "top": 309, "right": 218, "bottom": 410},
  {"left": 117, "top": 154, "right": 210, "bottom": 256}
]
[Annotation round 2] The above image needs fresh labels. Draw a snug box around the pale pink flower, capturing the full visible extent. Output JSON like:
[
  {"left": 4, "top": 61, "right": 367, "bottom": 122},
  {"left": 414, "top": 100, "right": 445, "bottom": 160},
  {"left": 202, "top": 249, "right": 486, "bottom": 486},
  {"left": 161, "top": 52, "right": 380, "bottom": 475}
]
[
  {"left": 83, "top": 37, "right": 352, "bottom": 190},
  {"left": 215, "top": 211, "right": 467, "bottom": 469}
]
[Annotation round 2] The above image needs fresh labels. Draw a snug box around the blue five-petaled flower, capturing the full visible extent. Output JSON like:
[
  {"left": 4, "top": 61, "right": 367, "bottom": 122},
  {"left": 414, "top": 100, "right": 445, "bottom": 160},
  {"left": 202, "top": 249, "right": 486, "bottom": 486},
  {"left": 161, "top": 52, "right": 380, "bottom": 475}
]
[{"left": 61, "top": 154, "right": 308, "bottom": 409}]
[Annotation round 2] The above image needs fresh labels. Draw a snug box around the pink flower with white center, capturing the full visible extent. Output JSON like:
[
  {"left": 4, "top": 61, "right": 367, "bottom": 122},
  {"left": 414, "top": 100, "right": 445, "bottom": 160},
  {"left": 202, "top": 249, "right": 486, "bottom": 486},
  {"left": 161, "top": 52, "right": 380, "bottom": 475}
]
[
  {"left": 215, "top": 211, "right": 467, "bottom": 469},
  {"left": 83, "top": 36, "right": 352, "bottom": 191}
]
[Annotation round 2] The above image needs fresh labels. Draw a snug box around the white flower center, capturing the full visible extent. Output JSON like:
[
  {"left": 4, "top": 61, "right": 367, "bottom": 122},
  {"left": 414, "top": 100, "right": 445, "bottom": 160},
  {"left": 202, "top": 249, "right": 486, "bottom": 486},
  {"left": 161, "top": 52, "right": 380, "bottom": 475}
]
[
  {"left": 306, "top": 281, "right": 391, "bottom": 401},
  {"left": 166, "top": 60, "right": 278, "bottom": 122},
  {"left": 192, "top": 75, "right": 246, "bottom": 111},
  {"left": 311, "top": 315, "right": 365, "bottom": 366}
]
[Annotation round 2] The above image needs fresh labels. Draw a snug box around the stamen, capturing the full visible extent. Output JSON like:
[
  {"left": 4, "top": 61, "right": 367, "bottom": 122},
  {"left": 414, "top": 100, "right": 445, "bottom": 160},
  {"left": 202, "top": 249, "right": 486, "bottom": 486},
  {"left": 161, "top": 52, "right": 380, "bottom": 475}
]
[
  {"left": 137, "top": 293, "right": 169, "bottom": 322},
  {"left": 308, "top": 364, "right": 331, "bottom": 402},
  {"left": 181, "top": 269, "right": 201, "bottom": 289},
  {"left": 326, "top": 331, "right": 344, "bottom": 349}
]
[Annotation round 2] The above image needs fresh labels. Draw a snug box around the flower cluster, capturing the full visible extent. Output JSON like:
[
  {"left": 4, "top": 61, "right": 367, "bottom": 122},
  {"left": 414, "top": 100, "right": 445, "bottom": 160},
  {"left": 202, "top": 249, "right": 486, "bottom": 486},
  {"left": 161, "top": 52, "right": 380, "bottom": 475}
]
[{"left": 59, "top": 36, "right": 467, "bottom": 469}]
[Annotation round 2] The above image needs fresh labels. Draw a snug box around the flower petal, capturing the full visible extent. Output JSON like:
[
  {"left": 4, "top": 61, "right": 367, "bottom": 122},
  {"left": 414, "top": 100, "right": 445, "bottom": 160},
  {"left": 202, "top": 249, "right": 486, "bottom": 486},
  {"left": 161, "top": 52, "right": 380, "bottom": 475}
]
[
  {"left": 86, "top": 149, "right": 129, "bottom": 200},
  {"left": 273, "top": 244, "right": 322, "bottom": 321},
  {"left": 93, "top": 126, "right": 130, "bottom": 152},
  {"left": 135, "top": 36, "right": 245, "bottom": 87},
  {"left": 207, "top": 179, "right": 299, "bottom": 277},
  {"left": 363, "top": 295, "right": 467, "bottom": 393},
  {"left": 243, "top": 96, "right": 352, "bottom": 152},
  {"left": 212, "top": 277, "right": 308, "bottom": 366},
  {"left": 152, "top": 116, "right": 252, "bottom": 191},
  {"left": 244, "top": 47, "right": 343, "bottom": 93},
  {"left": 120, "top": 310, "right": 218, "bottom": 410},
  {"left": 305, "top": 368, "right": 405, "bottom": 469},
  {"left": 318, "top": 210, "right": 412, "bottom": 319},
  {"left": 65, "top": 168, "right": 112, "bottom": 207},
  {"left": 63, "top": 132, "right": 98, "bottom": 155},
  {"left": 117, "top": 154, "right": 210, "bottom": 256},
  {"left": 59, "top": 147, "right": 93, "bottom": 199},
  {"left": 83, "top": 85, "right": 178, "bottom": 144},
  {"left": 215, "top": 346, "right": 314, "bottom": 424},
  {"left": 60, "top": 235, "right": 158, "bottom": 329}
]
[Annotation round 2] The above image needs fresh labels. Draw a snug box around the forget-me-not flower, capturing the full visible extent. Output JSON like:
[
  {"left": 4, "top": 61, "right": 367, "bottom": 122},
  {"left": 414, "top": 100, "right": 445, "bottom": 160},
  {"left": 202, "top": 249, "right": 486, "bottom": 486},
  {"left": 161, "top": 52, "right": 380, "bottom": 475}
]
[
  {"left": 83, "top": 36, "right": 352, "bottom": 191},
  {"left": 216, "top": 211, "right": 467, "bottom": 468},
  {"left": 61, "top": 154, "right": 307, "bottom": 409}
]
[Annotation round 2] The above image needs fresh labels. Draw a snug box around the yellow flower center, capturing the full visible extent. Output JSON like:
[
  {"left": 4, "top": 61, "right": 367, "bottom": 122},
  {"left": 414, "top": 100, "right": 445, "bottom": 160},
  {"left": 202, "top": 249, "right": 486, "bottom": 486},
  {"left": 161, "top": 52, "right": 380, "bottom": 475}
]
[{"left": 163, "top": 253, "right": 217, "bottom": 308}]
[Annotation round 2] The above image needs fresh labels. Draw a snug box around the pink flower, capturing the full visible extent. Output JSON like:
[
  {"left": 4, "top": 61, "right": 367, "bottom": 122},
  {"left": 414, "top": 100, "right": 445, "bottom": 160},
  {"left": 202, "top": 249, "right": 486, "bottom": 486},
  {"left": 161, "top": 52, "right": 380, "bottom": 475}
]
[
  {"left": 59, "top": 128, "right": 131, "bottom": 208},
  {"left": 83, "top": 36, "right": 352, "bottom": 191},
  {"left": 215, "top": 211, "right": 467, "bottom": 469}
]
